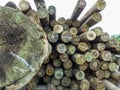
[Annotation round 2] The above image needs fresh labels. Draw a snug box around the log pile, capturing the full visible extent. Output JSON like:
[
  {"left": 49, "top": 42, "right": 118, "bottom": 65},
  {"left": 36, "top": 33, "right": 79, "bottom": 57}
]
[{"left": 4, "top": 0, "right": 120, "bottom": 90}]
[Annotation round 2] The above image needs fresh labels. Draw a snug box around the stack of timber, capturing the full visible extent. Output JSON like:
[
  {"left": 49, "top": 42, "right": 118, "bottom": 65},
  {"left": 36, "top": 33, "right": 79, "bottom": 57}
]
[{"left": 4, "top": 0, "right": 120, "bottom": 90}]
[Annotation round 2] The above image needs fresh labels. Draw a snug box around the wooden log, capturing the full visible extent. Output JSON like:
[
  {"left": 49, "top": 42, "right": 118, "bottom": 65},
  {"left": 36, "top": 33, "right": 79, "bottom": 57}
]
[
  {"left": 96, "top": 32, "right": 109, "bottom": 42},
  {"left": 34, "top": 0, "right": 49, "bottom": 26},
  {"left": 99, "top": 50, "right": 112, "bottom": 61},
  {"left": 50, "top": 50, "right": 58, "bottom": 59},
  {"left": 48, "top": 5, "right": 56, "bottom": 21},
  {"left": 69, "top": 27, "right": 78, "bottom": 35},
  {"left": 100, "top": 61, "right": 109, "bottom": 70},
  {"left": 53, "top": 24, "right": 63, "bottom": 34},
  {"left": 65, "top": 19, "right": 72, "bottom": 26},
  {"left": 51, "top": 77, "right": 60, "bottom": 86},
  {"left": 72, "top": 53, "right": 86, "bottom": 65},
  {"left": 54, "top": 68, "right": 64, "bottom": 79},
  {"left": 66, "top": 44, "right": 76, "bottom": 55},
  {"left": 19, "top": 0, "right": 31, "bottom": 13},
  {"left": 96, "top": 69, "right": 105, "bottom": 79},
  {"left": 89, "top": 77, "right": 105, "bottom": 90},
  {"left": 116, "top": 57, "right": 120, "bottom": 65},
  {"left": 85, "top": 52, "right": 93, "bottom": 62},
  {"left": 34, "top": 85, "right": 47, "bottom": 90},
  {"left": 59, "top": 53, "right": 69, "bottom": 63},
  {"left": 50, "top": 20, "right": 58, "bottom": 27},
  {"left": 79, "top": 62, "right": 88, "bottom": 71},
  {"left": 89, "top": 59, "right": 100, "bottom": 71},
  {"left": 47, "top": 83, "right": 56, "bottom": 90},
  {"left": 79, "top": 0, "right": 106, "bottom": 25},
  {"left": 63, "top": 59, "right": 73, "bottom": 69},
  {"left": 106, "top": 38, "right": 120, "bottom": 49},
  {"left": 111, "top": 71, "right": 120, "bottom": 82},
  {"left": 77, "top": 42, "right": 91, "bottom": 52},
  {"left": 72, "top": 20, "right": 81, "bottom": 27},
  {"left": 46, "top": 64, "right": 54, "bottom": 76},
  {"left": 53, "top": 58, "right": 62, "bottom": 68},
  {"left": 91, "top": 27, "right": 103, "bottom": 37},
  {"left": 5, "top": 1, "right": 19, "bottom": 10},
  {"left": 26, "top": 76, "right": 39, "bottom": 90},
  {"left": 61, "top": 31, "right": 72, "bottom": 43},
  {"left": 0, "top": 6, "right": 49, "bottom": 89},
  {"left": 79, "top": 31, "right": 96, "bottom": 41},
  {"left": 104, "top": 70, "right": 111, "bottom": 79},
  {"left": 70, "top": 81, "right": 80, "bottom": 90},
  {"left": 89, "top": 49, "right": 100, "bottom": 59},
  {"left": 56, "top": 43, "right": 67, "bottom": 54},
  {"left": 47, "top": 31, "right": 59, "bottom": 43},
  {"left": 62, "top": 24, "right": 69, "bottom": 31},
  {"left": 43, "top": 76, "right": 51, "bottom": 83},
  {"left": 61, "top": 76, "right": 71, "bottom": 87},
  {"left": 34, "top": 0, "right": 46, "bottom": 10},
  {"left": 37, "top": 65, "right": 45, "bottom": 78},
  {"left": 102, "top": 80, "right": 120, "bottom": 90},
  {"left": 57, "top": 17, "right": 66, "bottom": 25},
  {"left": 73, "top": 69, "right": 85, "bottom": 80},
  {"left": 64, "top": 68, "right": 73, "bottom": 77},
  {"left": 70, "top": 35, "right": 80, "bottom": 45},
  {"left": 82, "top": 12, "right": 102, "bottom": 27},
  {"left": 79, "top": 79, "right": 90, "bottom": 90},
  {"left": 71, "top": 0, "right": 86, "bottom": 21},
  {"left": 78, "top": 24, "right": 89, "bottom": 33},
  {"left": 56, "top": 85, "right": 64, "bottom": 90},
  {"left": 108, "top": 62, "right": 118, "bottom": 72},
  {"left": 43, "top": 57, "right": 50, "bottom": 64},
  {"left": 92, "top": 43, "right": 106, "bottom": 51},
  {"left": 108, "top": 78, "right": 117, "bottom": 85}
]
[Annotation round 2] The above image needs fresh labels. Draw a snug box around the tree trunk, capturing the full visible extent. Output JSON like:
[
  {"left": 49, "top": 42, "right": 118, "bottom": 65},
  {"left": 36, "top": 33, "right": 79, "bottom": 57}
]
[{"left": 0, "top": 6, "right": 49, "bottom": 90}]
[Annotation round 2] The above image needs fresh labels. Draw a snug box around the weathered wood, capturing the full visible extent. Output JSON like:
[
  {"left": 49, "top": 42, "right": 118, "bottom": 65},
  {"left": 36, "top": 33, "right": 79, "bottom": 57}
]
[
  {"left": 82, "top": 12, "right": 102, "bottom": 27},
  {"left": 53, "top": 58, "right": 62, "bottom": 68},
  {"left": 70, "top": 35, "right": 80, "bottom": 45},
  {"left": 53, "top": 24, "right": 63, "bottom": 34},
  {"left": 79, "top": 0, "right": 106, "bottom": 25},
  {"left": 111, "top": 71, "right": 120, "bottom": 82},
  {"left": 89, "top": 59, "right": 100, "bottom": 71},
  {"left": 19, "top": 0, "right": 31, "bottom": 13},
  {"left": 51, "top": 77, "right": 60, "bottom": 86},
  {"left": 102, "top": 80, "right": 120, "bottom": 90},
  {"left": 63, "top": 59, "right": 73, "bottom": 69},
  {"left": 5, "top": 1, "right": 19, "bottom": 10},
  {"left": 48, "top": 5, "right": 56, "bottom": 21},
  {"left": 61, "top": 76, "right": 71, "bottom": 87},
  {"left": 79, "top": 31, "right": 96, "bottom": 41},
  {"left": 91, "top": 27, "right": 103, "bottom": 37},
  {"left": 0, "top": 6, "right": 49, "bottom": 89},
  {"left": 71, "top": 0, "right": 86, "bottom": 21},
  {"left": 72, "top": 53, "right": 86, "bottom": 65},
  {"left": 89, "top": 77, "right": 105, "bottom": 90},
  {"left": 46, "top": 64, "right": 54, "bottom": 76},
  {"left": 73, "top": 69, "right": 85, "bottom": 80},
  {"left": 66, "top": 44, "right": 76, "bottom": 55},
  {"left": 79, "top": 79, "right": 90, "bottom": 90},
  {"left": 54, "top": 68, "right": 64, "bottom": 79}
]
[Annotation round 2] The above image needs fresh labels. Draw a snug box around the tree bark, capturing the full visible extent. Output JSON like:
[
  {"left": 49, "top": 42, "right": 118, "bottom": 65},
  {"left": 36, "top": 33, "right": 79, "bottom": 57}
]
[{"left": 0, "top": 6, "right": 49, "bottom": 90}]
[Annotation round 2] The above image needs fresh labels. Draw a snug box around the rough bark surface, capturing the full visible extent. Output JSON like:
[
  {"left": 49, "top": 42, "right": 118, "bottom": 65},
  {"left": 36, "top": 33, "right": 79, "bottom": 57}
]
[{"left": 0, "top": 6, "right": 49, "bottom": 90}]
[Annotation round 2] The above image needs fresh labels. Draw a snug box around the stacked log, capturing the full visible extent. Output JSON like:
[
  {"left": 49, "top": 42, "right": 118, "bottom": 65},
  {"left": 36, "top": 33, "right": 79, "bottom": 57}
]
[{"left": 4, "top": 0, "right": 120, "bottom": 90}]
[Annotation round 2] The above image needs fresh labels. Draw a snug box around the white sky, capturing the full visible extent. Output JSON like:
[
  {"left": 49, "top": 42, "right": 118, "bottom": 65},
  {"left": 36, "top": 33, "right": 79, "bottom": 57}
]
[{"left": 0, "top": 0, "right": 119, "bottom": 35}]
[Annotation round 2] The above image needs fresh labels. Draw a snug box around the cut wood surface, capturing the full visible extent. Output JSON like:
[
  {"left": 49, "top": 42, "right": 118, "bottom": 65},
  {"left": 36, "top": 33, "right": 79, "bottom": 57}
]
[{"left": 0, "top": 6, "right": 49, "bottom": 89}]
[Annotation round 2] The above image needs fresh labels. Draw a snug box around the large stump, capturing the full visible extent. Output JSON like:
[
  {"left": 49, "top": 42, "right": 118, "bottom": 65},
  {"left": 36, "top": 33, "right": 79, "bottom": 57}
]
[{"left": 0, "top": 6, "right": 49, "bottom": 90}]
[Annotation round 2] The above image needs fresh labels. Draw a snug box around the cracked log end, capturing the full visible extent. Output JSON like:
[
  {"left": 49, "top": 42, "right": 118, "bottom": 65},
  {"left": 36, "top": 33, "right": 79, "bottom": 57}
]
[{"left": 0, "top": 6, "right": 49, "bottom": 90}]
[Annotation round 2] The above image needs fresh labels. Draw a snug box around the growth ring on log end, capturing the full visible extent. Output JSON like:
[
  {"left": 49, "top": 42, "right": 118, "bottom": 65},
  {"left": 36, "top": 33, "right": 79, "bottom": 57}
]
[{"left": 0, "top": 6, "right": 49, "bottom": 89}]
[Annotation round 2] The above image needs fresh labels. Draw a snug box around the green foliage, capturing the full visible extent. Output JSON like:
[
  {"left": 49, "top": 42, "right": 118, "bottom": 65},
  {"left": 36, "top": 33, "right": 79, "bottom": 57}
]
[{"left": 112, "top": 34, "right": 120, "bottom": 43}]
